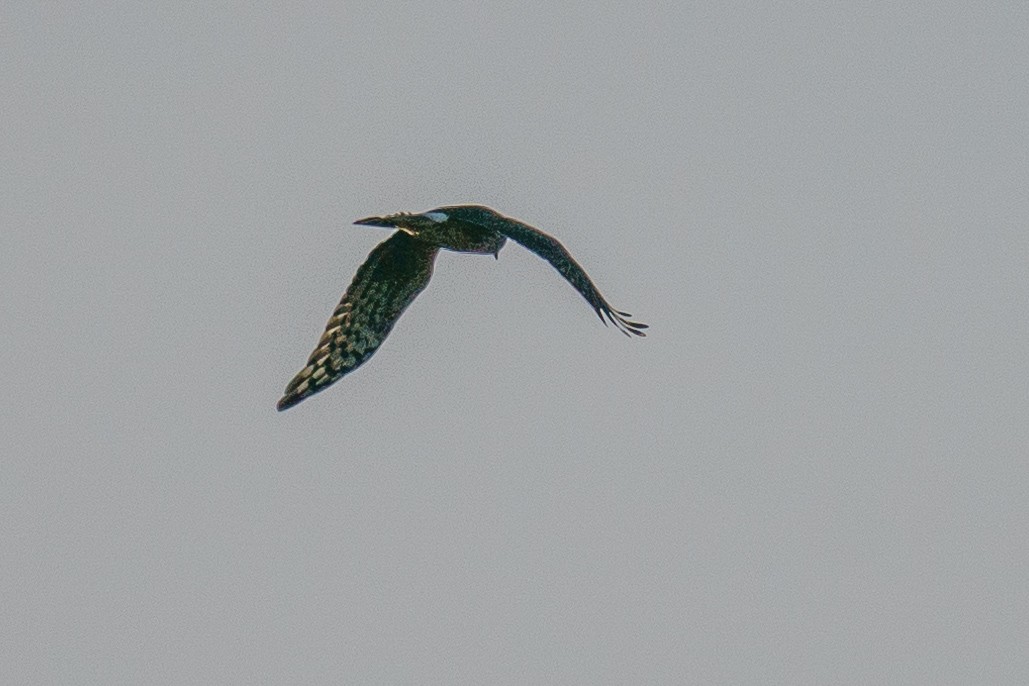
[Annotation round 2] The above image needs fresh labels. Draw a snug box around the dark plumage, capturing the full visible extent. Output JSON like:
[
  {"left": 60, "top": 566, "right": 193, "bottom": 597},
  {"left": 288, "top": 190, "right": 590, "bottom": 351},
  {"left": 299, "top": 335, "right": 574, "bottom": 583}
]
[{"left": 277, "top": 205, "right": 646, "bottom": 411}]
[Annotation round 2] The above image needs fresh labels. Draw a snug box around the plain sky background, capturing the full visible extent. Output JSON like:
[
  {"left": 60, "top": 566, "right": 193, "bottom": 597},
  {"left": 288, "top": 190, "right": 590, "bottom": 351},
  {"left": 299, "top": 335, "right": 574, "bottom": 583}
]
[{"left": 3, "top": 2, "right": 1028, "bottom": 683}]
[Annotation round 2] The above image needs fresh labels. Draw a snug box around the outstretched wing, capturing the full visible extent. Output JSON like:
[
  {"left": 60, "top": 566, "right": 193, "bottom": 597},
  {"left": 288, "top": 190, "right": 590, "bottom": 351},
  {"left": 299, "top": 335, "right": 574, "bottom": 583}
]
[
  {"left": 277, "top": 232, "right": 439, "bottom": 411},
  {"left": 449, "top": 207, "right": 647, "bottom": 336}
]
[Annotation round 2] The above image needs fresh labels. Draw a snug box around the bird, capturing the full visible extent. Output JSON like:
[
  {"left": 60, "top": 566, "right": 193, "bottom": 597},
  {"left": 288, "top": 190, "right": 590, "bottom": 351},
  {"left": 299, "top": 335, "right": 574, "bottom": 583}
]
[{"left": 277, "top": 204, "right": 646, "bottom": 411}]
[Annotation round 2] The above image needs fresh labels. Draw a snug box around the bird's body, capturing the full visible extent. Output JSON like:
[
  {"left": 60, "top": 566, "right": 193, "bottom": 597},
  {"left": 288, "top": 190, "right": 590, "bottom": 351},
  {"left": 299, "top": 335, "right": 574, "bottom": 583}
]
[
  {"left": 370, "top": 209, "right": 508, "bottom": 255},
  {"left": 277, "top": 205, "right": 645, "bottom": 411}
]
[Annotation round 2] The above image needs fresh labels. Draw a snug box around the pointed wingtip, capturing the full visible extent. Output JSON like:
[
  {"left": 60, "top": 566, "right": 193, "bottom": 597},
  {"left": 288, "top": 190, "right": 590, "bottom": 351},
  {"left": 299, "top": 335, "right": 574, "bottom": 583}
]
[
  {"left": 276, "top": 394, "right": 300, "bottom": 412},
  {"left": 600, "top": 307, "right": 648, "bottom": 337}
]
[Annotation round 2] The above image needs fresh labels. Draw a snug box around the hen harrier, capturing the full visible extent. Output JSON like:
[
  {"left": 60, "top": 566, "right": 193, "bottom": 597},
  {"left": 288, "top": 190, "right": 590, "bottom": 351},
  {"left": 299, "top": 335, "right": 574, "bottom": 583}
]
[{"left": 277, "top": 205, "right": 646, "bottom": 411}]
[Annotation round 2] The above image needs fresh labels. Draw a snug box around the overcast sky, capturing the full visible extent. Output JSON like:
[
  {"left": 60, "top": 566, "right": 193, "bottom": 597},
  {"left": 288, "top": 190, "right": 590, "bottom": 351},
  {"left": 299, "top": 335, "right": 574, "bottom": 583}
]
[{"left": 3, "top": 2, "right": 1028, "bottom": 683}]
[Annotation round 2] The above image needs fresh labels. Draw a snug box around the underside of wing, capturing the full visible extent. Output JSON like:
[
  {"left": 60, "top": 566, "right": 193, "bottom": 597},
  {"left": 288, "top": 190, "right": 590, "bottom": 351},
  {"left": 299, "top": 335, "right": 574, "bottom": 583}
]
[
  {"left": 277, "top": 232, "right": 439, "bottom": 411},
  {"left": 449, "top": 207, "right": 647, "bottom": 336}
]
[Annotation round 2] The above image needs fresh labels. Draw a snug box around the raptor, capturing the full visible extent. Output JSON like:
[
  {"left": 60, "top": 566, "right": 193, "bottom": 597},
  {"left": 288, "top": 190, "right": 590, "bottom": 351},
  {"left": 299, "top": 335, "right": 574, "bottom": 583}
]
[{"left": 277, "top": 205, "right": 646, "bottom": 411}]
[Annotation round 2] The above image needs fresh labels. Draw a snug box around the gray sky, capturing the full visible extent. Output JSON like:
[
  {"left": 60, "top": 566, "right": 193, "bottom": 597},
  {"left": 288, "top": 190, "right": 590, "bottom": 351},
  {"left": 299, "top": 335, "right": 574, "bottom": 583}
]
[{"left": 3, "top": 2, "right": 1028, "bottom": 683}]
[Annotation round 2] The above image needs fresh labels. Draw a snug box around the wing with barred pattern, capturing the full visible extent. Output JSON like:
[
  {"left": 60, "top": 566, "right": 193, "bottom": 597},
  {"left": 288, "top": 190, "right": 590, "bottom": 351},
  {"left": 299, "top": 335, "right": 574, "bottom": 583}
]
[{"left": 277, "top": 232, "right": 439, "bottom": 411}]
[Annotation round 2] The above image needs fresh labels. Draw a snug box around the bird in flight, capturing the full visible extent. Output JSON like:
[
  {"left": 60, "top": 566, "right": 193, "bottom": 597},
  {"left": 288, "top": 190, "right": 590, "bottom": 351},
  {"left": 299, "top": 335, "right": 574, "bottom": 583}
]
[{"left": 277, "top": 205, "right": 646, "bottom": 411}]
